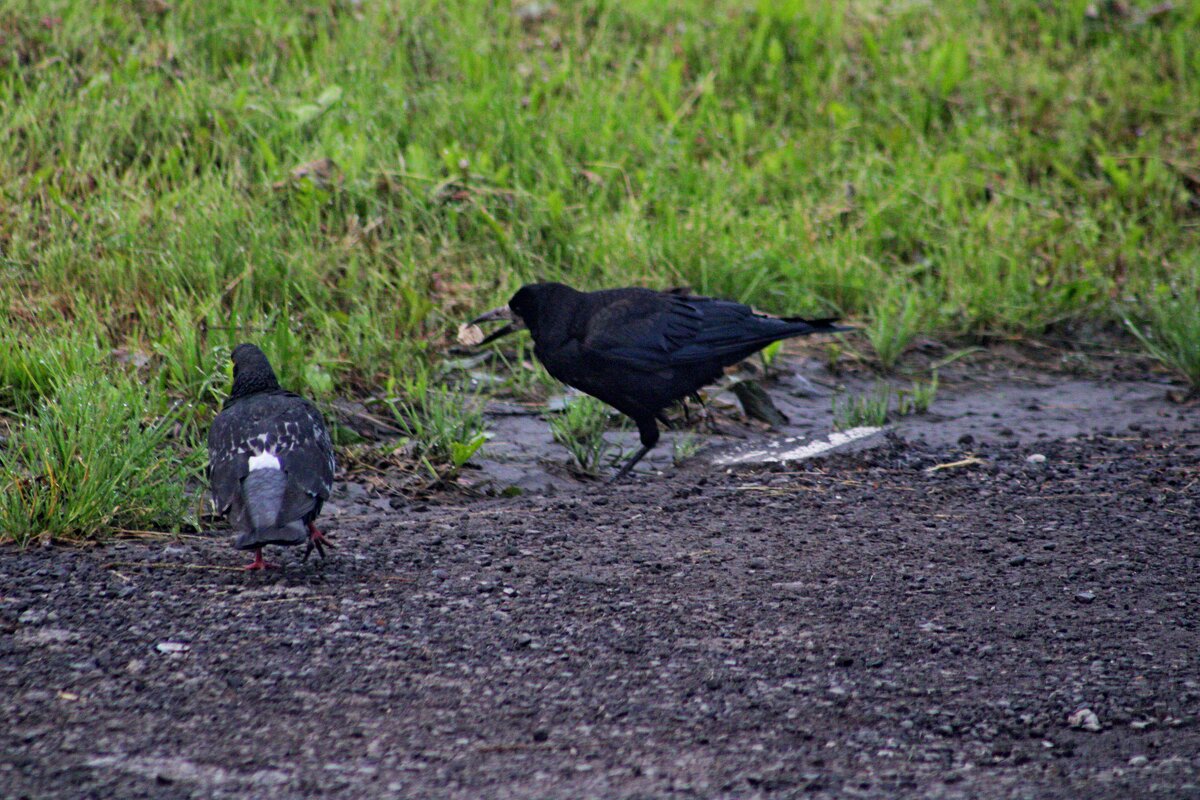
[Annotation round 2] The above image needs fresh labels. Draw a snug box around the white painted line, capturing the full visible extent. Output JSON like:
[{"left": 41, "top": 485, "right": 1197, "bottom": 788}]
[{"left": 713, "top": 426, "right": 883, "bottom": 465}]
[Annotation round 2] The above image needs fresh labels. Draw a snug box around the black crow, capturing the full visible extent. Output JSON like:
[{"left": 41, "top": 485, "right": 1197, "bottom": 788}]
[
  {"left": 207, "top": 344, "right": 336, "bottom": 570},
  {"left": 471, "top": 282, "right": 849, "bottom": 480}
]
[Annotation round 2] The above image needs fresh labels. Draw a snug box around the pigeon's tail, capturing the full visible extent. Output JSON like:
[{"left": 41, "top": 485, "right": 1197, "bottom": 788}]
[
  {"left": 235, "top": 467, "right": 307, "bottom": 550},
  {"left": 235, "top": 520, "right": 307, "bottom": 550},
  {"left": 779, "top": 316, "right": 855, "bottom": 335}
]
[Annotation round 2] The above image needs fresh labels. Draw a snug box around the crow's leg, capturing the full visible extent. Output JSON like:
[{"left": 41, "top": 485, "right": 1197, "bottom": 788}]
[
  {"left": 690, "top": 391, "right": 723, "bottom": 434},
  {"left": 609, "top": 416, "right": 660, "bottom": 483},
  {"left": 243, "top": 548, "right": 275, "bottom": 571},
  {"left": 304, "top": 522, "right": 335, "bottom": 562},
  {"left": 609, "top": 444, "right": 652, "bottom": 483}
]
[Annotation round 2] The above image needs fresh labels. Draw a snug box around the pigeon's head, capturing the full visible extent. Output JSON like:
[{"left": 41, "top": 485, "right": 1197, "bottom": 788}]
[
  {"left": 470, "top": 282, "right": 576, "bottom": 344},
  {"left": 228, "top": 343, "right": 281, "bottom": 400}
]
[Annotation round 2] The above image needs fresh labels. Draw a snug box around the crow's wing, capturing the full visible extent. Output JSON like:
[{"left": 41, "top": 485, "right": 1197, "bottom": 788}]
[
  {"left": 207, "top": 393, "right": 335, "bottom": 524},
  {"left": 583, "top": 293, "right": 825, "bottom": 369}
]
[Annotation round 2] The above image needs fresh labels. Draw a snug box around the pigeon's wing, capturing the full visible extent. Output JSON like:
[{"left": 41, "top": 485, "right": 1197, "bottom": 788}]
[
  {"left": 206, "top": 394, "right": 335, "bottom": 525},
  {"left": 583, "top": 293, "right": 804, "bottom": 368},
  {"left": 270, "top": 397, "right": 336, "bottom": 524},
  {"left": 207, "top": 409, "right": 250, "bottom": 516}
]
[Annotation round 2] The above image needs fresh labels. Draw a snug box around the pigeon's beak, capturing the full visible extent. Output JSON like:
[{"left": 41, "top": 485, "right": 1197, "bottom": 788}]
[{"left": 470, "top": 306, "right": 525, "bottom": 345}]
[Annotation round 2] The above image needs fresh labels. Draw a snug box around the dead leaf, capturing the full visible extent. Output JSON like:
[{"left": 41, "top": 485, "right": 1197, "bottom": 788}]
[
  {"left": 275, "top": 158, "right": 341, "bottom": 191},
  {"left": 577, "top": 169, "right": 604, "bottom": 187},
  {"left": 515, "top": 1, "right": 557, "bottom": 28}
]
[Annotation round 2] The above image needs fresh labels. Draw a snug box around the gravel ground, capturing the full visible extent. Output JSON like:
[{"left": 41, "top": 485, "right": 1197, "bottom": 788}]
[{"left": 2, "top": 421, "right": 1199, "bottom": 799}]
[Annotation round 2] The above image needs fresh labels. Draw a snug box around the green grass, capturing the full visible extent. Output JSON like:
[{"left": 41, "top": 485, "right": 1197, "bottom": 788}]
[
  {"left": 897, "top": 372, "right": 939, "bottom": 416},
  {"left": 865, "top": 283, "right": 929, "bottom": 371},
  {"left": 1124, "top": 278, "right": 1200, "bottom": 391},
  {"left": 548, "top": 395, "right": 617, "bottom": 477},
  {"left": 672, "top": 431, "right": 704, "bottom": 466},
  {"left": 1, "top": 0, "right": 1199, "bottom": 536},
  {"left": 0, "top": 377, "right": 202, "bottom": 546},
  {"left": 832, "top": 384, "right": 892, "bottom": 430},
  {"left": 834, "top": 373, "right": 939, "bottom": 429},
  {"left": 387, "top": 375, "right": 489, "bottom": 479}
]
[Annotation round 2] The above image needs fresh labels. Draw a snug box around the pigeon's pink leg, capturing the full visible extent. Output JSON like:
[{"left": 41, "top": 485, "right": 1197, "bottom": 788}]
[
  {"left": 304, "top": 523, "right": 334, "bottom": 562},
  {"left": 243, "top": 548, "right": 276, "bottom": 571}
]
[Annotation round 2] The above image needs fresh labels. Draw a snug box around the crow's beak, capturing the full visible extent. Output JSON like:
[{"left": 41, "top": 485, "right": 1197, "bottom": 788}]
[{"left": 469, "top": 306, "right": 526, "bottom": 345}]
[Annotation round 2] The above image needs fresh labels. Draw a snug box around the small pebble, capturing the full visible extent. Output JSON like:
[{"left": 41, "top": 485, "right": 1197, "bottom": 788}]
[
  {"left": 1067, "top": 708, "right": 1101, "bottom": 732},
  {"left": 1026, "top": 454, "right": 1046, "bottom": 464},
  {"left": 1074, "top": 591, "right": 1096, "bottom": 604}
]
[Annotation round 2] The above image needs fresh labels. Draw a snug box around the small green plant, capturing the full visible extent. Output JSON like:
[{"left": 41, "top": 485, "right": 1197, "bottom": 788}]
[
  {"left": 0, "top": 379, "right": 202, "bottom": 546},
  {"left": 388, "top": 386, "right": 489, "bottom": 478},
  {"left": 548, "top": 395, "right": 615, "bottom": 477},
  {"left": 672, "top": 432, "right": 703, "bottom": 466},
  {"left": 824, "top": 341, "right": 844, "bottom": 375},
  {"left": 759, "top": 339, "right": 784, "bottom": 372},
  {"left": 865, "top": 285, "right": 925, "bottom": 371},
  {"left": 1125, "top": 286, "right": 1200, "bottom": 392},
  {"left": 897, "top": 372, "right": 939, "bottom": 416},
  {"left": 832, "top": 384, "right": 891, "bottom": 430}
]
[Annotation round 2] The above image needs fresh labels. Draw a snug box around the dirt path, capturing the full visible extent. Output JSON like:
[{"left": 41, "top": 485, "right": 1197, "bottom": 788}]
[{"left": 3, "top": 401, "right": 1199, "bottom": 798}]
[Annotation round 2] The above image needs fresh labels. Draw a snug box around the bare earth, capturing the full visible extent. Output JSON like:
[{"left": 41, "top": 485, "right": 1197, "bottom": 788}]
[{"left": 2, "top": 360, "right": 1199, "bottom": 799}]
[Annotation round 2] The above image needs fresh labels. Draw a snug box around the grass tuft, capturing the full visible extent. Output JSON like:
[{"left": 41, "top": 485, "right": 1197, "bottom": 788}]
[
  {"left": 672, "top": 432, "right": 703, "bottom": 466},
  {"left": 834, "top": 374, "right": 940, "bottom": 429},
  {"left": 388, "top": 384, "right": 489, "bottom": 479},
  {"left": 0, "top": 379, "right": 202, "bottom": 547},
  {"left": 548, "top": 396, "right": 616, "bottom": 477},
  {"left": 832, "top": 385, "right": 892, "bottom": 430},
  {"left": 897, "top": 372, "right": 940, "bottom": 416},
  {"left": 865, "top": 285, "right": 928, "bottom": 371},
  {"left": 1125, "top": 284, "right": 1200, "bottom": 391}
]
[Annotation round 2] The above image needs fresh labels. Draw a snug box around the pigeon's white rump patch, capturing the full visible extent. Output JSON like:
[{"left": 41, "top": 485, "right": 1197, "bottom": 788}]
[{"left": 248, "top": 451, "right": 281, "bottom": 472}]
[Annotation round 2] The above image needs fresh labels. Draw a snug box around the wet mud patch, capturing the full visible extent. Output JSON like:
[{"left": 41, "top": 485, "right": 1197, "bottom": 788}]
[{"left": 468, "top": 354, "right": 1193, "bottom": 487}]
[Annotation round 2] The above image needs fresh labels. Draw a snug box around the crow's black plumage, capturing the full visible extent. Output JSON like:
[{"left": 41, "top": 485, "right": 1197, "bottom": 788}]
[
  {"left": 207, "top": 344, "right": 336, "bottom": 570},
  {"left": 472, "top": 282, "right": 849, "bottom": 480}
]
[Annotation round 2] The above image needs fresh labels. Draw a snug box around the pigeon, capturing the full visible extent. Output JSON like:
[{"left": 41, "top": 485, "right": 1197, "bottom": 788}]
[
  {"left": 207, "top": 344, "right": 336, "bottom": 570},
  {"left": 471, "top": 282, "right": 850, "bottom": 480}
]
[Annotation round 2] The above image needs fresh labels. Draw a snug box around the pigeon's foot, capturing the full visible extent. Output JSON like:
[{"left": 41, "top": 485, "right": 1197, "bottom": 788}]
[
  {"left": 243, "top": 549, "right": 276, "bottom": 571},
  {"left": 304, "top": 523, "right": 334, "bottom": 562}
]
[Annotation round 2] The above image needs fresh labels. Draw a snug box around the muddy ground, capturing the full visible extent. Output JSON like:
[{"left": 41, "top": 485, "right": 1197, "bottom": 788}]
[{"left": 2, "top": 354, "right": 1199, "bottom": 799}]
